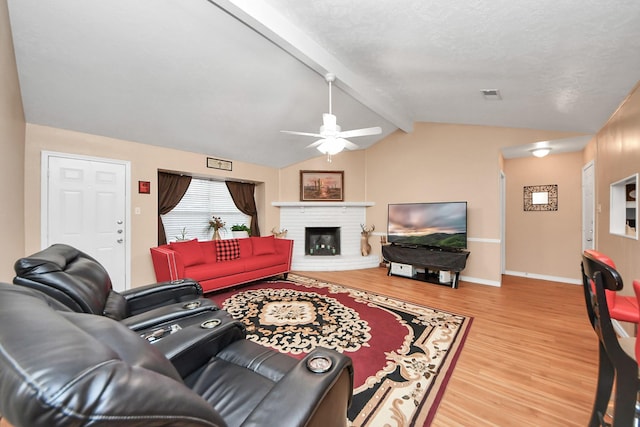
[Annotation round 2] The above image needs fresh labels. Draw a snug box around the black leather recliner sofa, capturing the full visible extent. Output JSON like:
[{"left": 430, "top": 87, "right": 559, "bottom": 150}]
[
  {"left": 13, "top": 243, "right": 218, "bottom": 330},
  {"left": 0, "top": 283, "right": 354, "bottom": 427}
]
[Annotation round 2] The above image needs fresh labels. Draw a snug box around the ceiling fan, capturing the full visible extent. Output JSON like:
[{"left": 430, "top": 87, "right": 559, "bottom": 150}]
[{"left": 281, "top": 73, "right": 382, "bottom": 162}]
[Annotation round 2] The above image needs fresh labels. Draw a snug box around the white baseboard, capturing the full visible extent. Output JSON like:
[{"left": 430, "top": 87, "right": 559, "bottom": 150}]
[
  {"left": 504, "top": 270, "right": 581, "bottom": 285},
  {"left": 426, "top": 272, "right": 579, "bottom": 288},
  {"left": 459, "top": 275, "right": 501, "bottom": 287},
  {"left": 612, "top": 319, "right": 630, "bottom": 338}
]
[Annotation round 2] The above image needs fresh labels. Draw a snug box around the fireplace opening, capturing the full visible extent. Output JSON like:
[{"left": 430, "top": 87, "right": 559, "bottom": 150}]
[{"left": 305, "top": 227, "right": 341, "bottom": 256}]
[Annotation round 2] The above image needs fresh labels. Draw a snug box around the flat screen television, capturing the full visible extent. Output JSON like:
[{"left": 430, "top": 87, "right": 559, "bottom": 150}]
[{"left": 387, "top": 202, "right": 467, "bottom": 250}]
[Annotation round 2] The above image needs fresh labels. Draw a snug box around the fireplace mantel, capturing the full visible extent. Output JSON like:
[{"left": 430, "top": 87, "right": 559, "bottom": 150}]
[{"left": 274, "top": 202, "right": 378, "bottom": 271}]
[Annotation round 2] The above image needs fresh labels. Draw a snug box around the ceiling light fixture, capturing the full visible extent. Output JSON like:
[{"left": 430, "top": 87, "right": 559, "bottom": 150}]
[
  {"left": 316, "top": 137, "right": 346, "bottom": 156},
  {"left": 531, "top": 148, "right": 551, "bottom": 158}
]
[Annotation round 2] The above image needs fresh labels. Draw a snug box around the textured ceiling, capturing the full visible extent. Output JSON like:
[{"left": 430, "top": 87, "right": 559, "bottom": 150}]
[
  {"left": 7, "top": 0, "right": 640, "bottom": 167},
  {"left": 266, "top": 0, "right": 640, "bottom": 131}
]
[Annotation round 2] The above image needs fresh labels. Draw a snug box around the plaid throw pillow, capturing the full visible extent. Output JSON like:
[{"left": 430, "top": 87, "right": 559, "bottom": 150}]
[{"left": 216, "top": 239, "right": 240, "bottom": 261}]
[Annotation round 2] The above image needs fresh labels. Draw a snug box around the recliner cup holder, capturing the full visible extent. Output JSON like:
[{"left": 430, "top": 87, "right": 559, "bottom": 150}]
[
  {"left": 200, "top": 319, "right": 221, "bottom": 329},
  {"left": 306, "top": 356, "right": 332, "bottom": 373},
  {"left": 142, "top": 324, "right": 182, "bottom": 342},
  {"left": 183, "top": 300, "right": 201, "bottom": 310}
]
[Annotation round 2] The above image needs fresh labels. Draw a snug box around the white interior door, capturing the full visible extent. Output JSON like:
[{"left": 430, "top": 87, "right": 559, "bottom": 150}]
[
  {"left": 582, "top": 161, "right": 595, "bottom": 251},
  {"left": 500, "top": 170, "right": 506, "bottom": 276},
  {"left": 44, "top": 152, "right": 130, "bottom": 291}
]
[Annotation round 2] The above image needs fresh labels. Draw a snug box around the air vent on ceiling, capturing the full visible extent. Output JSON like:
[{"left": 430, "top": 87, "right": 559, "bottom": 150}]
[{"left": 481, "top": 89, "right": 502, "bottom": 100}]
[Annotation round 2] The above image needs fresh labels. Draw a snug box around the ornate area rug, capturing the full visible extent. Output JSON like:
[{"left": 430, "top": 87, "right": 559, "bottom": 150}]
[{"left": 210, "top": 274, "right": 473, "bottom": 426}]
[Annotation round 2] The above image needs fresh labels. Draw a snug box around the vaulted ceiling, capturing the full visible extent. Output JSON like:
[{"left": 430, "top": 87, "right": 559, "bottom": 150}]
[{"left": 7, "top": 0, "right": 640, "bottom": 167}]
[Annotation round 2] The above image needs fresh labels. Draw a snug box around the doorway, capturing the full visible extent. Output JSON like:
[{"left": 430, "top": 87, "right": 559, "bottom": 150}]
[
  {"left": 500, "top": 170, "right": 506, "bottom": 277},
  {"left": 582, "top": 161, "right": 595, "bottom": 251},
  {"left": 42, "top": 151, "right": 131, "bottom": 291}
]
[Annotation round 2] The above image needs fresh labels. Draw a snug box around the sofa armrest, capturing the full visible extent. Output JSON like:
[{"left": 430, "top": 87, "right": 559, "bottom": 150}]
[
  {"left": 274, "top": 238, "right": 294, "bottom": 268},
  {"left": 150, "top": 246, "right": 186, "bottom": 282},
  {"left": 151, "top": 312, "right": 247, "bottom": 378},
  {"left": 121, "top": 279, "right": 203, "bottom": 315},
  {"left": 120, "top": 302, "right": 219, "bottom": 331},
  {"left": 240, "top": 348, "right": 353, "bottom": 427}
]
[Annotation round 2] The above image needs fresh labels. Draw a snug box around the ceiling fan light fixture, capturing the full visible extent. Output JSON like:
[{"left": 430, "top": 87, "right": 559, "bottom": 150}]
[
  {"left": 279, "top": 72, "right": 381, "bottom": 162},
  {"left": 316, "top": 138, "right": 345, "bottom": 155},
  {"left": 531, "top": 147, "right": 551, "bottom": 158}
]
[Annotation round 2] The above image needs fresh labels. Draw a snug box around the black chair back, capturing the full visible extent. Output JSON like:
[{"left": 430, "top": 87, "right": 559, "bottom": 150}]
[
  {"left": 13, "top": 243, "right": 113, "bottom": 314},
  {"left": 581, "top": 251, "right": 623, "bottom": 339},
  {"left": 581, "top": 251, "right": 638, "bottom": 427}
]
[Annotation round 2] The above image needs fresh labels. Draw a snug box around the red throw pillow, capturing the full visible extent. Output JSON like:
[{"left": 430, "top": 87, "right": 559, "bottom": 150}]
[
  {"left": 199, "top": 240, "right": 217, "bottom": 264},
  {"left": 238, "top": 238, "right": 252, "bottom": 258},
  {"left": 251, "top": 236, "right": 276, "bottom": 255},
  {"left": 216, "top": 239, "right": 240, "bottom": 261},
  {"left": 169, "top": 239, "right": 205, "bottom": 267}
]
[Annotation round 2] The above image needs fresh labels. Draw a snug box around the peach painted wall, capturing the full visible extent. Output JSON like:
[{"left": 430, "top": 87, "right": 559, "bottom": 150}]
[
  {"left": 594, "top": 82, "right": 640, "bottom": 291},
  {"left": 583, "top": 138, "right": 597, "bottom": 165},
  {"left": 279, "top": 150, "right": 367, "bottom": 202},
  {"left": 503, "top": 152, "right": 584, "bottom": 282},
  {"left": 278, "top": 122, "right": 583, "bottom": 286},
  {"left": 23, "top": 124, "right": 281, "bottom": 287},
  {"left": 0, "top": 0, "right": 26, "bottom": 283},
  {"left": 362, "top": 123, "right": 584, "bottom": 285}
]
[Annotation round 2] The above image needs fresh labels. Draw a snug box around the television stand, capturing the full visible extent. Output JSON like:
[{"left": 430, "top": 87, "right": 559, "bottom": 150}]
[{"left": 382, "top": 244, "right": 470, "bottom": 289}]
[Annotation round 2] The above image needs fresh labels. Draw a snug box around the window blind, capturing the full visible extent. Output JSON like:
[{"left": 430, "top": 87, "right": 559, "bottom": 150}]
[{"left": 161, "top": 179, "right": 249, "bottom": 242}]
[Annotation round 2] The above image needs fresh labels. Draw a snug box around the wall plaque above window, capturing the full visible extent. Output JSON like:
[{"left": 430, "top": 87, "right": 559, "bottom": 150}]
[
  {"left": 524, "top": 185, "right": 558, "bottom": 211},
  {"left": 207, "top": 157, "right": 232, "bottom": 171}
]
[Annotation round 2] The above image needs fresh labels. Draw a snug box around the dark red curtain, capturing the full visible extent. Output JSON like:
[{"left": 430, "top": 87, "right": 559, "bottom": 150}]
[
  {"left": 157, "top": 172, "right": 192, "bottom": 245},
  {"left": 226, "top": 181, "right": 260, "bottom": 237}
]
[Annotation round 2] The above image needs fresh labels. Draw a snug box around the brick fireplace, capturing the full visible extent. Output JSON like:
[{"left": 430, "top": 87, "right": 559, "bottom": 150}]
[{"left": 272, "top": 202, "right": 379, "bottom": 271}]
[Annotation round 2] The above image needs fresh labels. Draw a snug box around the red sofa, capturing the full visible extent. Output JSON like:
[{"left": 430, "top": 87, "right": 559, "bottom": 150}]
[{"left": 150, "top": 236, "right": 293, "bottom": 293}]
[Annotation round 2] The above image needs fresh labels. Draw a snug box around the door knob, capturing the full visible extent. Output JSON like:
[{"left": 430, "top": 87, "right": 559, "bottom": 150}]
[{"left": 117, "top": 239, "right": 124, "bottom": 244}]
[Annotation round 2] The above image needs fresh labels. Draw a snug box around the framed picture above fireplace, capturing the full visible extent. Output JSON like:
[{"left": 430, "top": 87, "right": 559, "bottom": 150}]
[{"left": 300, "top": 170, "right": 344, "bottom": 202}]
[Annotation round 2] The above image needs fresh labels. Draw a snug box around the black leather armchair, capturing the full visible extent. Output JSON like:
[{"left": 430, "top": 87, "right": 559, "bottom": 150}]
[
  {"left": 13, "top": 243, "right": 218, "bottom": 331},
  {"left": 0, "top": 283, "right": 354, "bottom": 427}
]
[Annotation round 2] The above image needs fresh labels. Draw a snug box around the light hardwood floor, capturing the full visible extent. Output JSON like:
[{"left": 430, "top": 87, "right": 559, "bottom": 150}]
[{"left": 295, "top": 267, "right": 598, "bottom": 427}]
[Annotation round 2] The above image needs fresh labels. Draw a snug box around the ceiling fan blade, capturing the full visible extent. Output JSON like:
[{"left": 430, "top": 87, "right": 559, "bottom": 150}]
[
  {"left": 339, "top": 138, "right": 359, "bottom": 150},
  {"left": 338, "top": 126, "right": 382, "bottom": 138},
  {"left": 306, "top": 139, "right": 326, "bottom": 149},
  {"left": 281, "top": 130, "right": 323, "bottom": 138}
]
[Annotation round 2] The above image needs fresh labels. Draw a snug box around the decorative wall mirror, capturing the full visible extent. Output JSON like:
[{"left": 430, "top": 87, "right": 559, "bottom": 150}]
[{"left": 523, "top": 185, "right": 558, "bottom": 211}]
